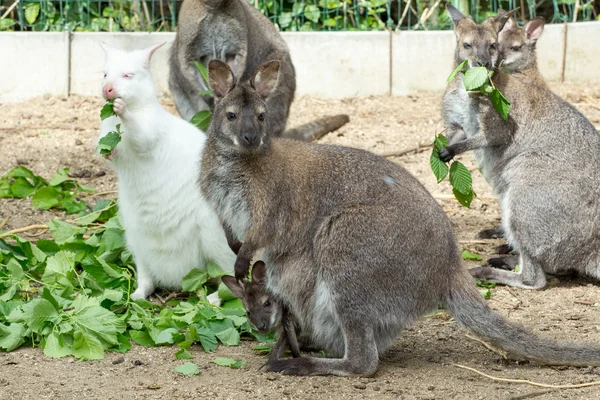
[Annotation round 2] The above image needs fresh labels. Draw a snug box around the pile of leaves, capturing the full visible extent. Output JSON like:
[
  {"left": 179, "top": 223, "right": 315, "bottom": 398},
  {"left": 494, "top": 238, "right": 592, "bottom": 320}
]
[{"left": 0, "top": 170, "right": 270, "bottom": 361}]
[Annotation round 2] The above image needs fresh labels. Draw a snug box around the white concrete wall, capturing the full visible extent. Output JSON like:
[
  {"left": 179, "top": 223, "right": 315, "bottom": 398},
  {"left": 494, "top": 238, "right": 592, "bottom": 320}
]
[{"left": 0, "top": 22, "right": 599, "bottom": 102}]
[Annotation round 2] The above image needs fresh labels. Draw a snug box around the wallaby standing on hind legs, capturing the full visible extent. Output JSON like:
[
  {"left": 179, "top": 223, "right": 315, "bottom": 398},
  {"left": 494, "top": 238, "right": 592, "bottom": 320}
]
[
  {"left": 439, "top": 17, "right": 600, "bottom": 289},
  {"left": 169, "top": 0, "right": 349, "bottom": 141},
  {"left": 98, "top": 42, "right": 235, "bottom": 304},
  {"left": 199, "top": 59, "right": 600, "bottom": 377}
]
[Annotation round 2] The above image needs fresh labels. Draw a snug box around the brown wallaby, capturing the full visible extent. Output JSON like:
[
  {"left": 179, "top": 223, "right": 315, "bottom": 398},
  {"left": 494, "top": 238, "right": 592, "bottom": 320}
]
[
  {"left": 199, "top": 59, "right": 600, "bottom": 376},
  {"left": 169, "top": 0, "right": 348, "bottom": 141},
  {"left": 439, "top": 17, "right": 600, "bottom": 289},
  {"left": 222, "top": 261, "right": 301, "bottom": 364}
]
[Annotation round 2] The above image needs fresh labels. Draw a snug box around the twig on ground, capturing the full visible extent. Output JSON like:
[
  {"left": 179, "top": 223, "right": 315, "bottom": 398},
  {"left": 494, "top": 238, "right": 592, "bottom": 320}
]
[
  {"left": 1, "top": 0, "right": 20, "bottom": 19},
  {"left": 163, "top": 292, "right": 184, "bottom": 303},
  {"left": 509, "top": 389, "right": 556, "bottom": 400},
  {"left": 83, "top": 190, "right": 117, "bottom": 198},
  {"left": 574, "top": 300, "right": 594, "bottom": 306},
  {"left": 458, "top": 239, "right": 496, "bottom": 245},
  {"left": 454, "top": 364, "right": 600, "bottom": 389},
  {"left": 0, "top": 216, "right": 9, "bottom": 230},
  {"left": 379, "top": 142, "right": 433, "bottom": 158},
  {"left": 395, "top": 0, "right": 412, "bottom": 31},
  {"left": 582, "top": 96, "right": 600, "bottom": 112},
  {"left": 465, "top": 334, "right": 508, "bottom": 360},
  {"left": 0, "top": 224, "right": 48, "bottom": 239},
  {"left": 434, "top": 194, "right": 496, "bottom": 201}
]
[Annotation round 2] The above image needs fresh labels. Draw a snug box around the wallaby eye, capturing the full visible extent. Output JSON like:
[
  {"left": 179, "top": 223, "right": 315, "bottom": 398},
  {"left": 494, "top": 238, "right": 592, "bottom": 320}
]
[
  {"left": 490, "top": 43, "right": 498, "bottom": 50},
  {"left": 511, "top": 45, "right": 522, "bottom": 51},
  {"left": 463, "top": 42, "right": 472, "bottom": 49},
  {"left": 227, "top": 112, "right": 236, "bottom": 121},
  {"left": 263, "top": 300, "right": 271, "bottom": 308},
  {"left": 257, "top": 113, "right": 265, "bottom": 122},
  {"left": 123, "top": 73, "right": 134, "bottom": 79}
]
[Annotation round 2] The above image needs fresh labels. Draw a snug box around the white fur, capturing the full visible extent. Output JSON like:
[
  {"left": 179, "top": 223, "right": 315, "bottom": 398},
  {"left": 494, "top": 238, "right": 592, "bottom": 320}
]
[{"left": 98, "top": 43, "right": 236, "bottom": 303}]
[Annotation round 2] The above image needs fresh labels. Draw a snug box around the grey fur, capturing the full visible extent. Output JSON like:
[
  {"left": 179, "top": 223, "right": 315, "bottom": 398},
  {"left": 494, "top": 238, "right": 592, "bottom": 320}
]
[
  {"left": 441, "top": 18, "right": 600, "bottom": 289},
  {"left": 199, "top": 59, "right": 600, "bottom": 377},
  {"left": 169, "top": 0, "right": 348, "bottom": 141}
]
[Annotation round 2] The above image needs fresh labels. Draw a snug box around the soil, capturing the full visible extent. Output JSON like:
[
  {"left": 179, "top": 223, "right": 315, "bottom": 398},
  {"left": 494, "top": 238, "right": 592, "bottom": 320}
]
[{"left": 1, "top": 83, "right": 600, "bottom": 400}]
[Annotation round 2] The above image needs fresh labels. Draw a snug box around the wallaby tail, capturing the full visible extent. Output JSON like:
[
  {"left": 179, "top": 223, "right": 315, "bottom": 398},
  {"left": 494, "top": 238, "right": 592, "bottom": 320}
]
[
  {"left": 444, "top": 269, "right": 600, "bottom": 366},
  {"left": 283, "top": 114, "right": 349, "bottom": 142}
]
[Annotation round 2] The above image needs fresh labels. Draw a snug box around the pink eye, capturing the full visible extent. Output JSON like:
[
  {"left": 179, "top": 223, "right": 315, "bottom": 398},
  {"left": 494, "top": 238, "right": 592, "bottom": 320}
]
[{"left": 123, "top": 73, "right": 134, "bottom": 79}]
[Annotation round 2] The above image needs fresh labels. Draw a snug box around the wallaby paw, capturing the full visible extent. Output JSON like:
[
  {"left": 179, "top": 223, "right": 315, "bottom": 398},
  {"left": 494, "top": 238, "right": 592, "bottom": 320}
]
[
  {"left": 207, "top": 291, "right": 222, "bottom": 306},
  {"left": 113, "top": 98, "right": 126, "bottom": 116},
  {"left": 488, "top": 255, "right": 519, "bottom": 271},
  {"left": 475, "top": 227, "right": 504, "bottom": 240},
  {"left": 468, "top": 266, "right": 494, "bottom": 280},
  {"left": 130, "top": 288, "right": 147, "bottom": 301},
  {"left": 493, "top": 244, "right": 514, "bottom": 255},
  {"left": 259, "top": 362, "right": 273, "bottom": 372},
  {"left": 234, "top": 256, "right": 251, "bottom": 282},
  {"left": 438, "top": 147, "right": 454, "bottom": 162},
  {"left": 267, "top": 358, "right": 311, "bottom": 376}
]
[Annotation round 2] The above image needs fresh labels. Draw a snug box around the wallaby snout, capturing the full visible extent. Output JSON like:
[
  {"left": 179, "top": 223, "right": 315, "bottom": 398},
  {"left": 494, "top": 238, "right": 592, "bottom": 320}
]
[{"left": 243, "top": 131, "right": 258, "bottom": 146}]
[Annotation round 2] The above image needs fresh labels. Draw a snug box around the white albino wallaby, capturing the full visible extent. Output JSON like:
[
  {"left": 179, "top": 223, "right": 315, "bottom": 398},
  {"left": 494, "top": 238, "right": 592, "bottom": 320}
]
[{"left": 98, "top": 42, "right": 235, "bottom": 303}]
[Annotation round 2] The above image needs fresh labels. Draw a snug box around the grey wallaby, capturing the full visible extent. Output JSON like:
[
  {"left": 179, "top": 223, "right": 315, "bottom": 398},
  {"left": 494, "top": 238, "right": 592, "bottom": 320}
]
[
  {"left": 221, "top": 261, "right": 301, "bottom": 364},
  {"left": 169, "top": 0, "right": 349, "bottom": 141},
  {"left": 439, "top": 15, "right": 600, "bottom": 289},
  {"left": 199, "top": 58, "right": 600, "bottom": 376}
]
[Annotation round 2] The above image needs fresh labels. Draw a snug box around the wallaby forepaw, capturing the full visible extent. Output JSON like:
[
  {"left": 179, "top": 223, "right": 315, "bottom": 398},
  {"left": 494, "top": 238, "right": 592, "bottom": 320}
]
[
  {"left": 475, "top": 227, "right": 504, "bottom": 240},
  {"left": 259, "top": 362, "right": 273, "bottom": 373},
  {"left": 488, "top": 255, "right": 519, "bottom": 271},
  {"left": 469, "top": 266, "right": 494, "bottom": 280},
  {"left": 130, "top": 288, "right": 147, "bottom": 300},
  {"left": 113, "top": 98, "right": 126, "bottom": 116},
  {"left": 234, "top": 256, "right": 251, "bottom": 281},
  {"left": 438, "top": 147, "right": 454, "bottom": 162}
]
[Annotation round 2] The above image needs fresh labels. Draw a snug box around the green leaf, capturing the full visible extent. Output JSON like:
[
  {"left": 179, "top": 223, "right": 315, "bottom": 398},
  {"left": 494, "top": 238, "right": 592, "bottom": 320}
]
[
  {"left": 195, "top": 327, "right": 218, "bottom": 352},
  {"left": 476, "top": 279, "right": 497, "bottom": 289},
  {"left": 175, "top": 348, "right": 194, "bottom": 360},
  {"left": 461, "top": 250, "right": 483, "bottom": 261},
  {"left": 432, "top": 133, "right": 449, "bottom": 152},
  {"left": 31, "top": 186, "right": 62, "bottom": 210},
  {"left": 217, "top": 282, "right": 237, "bottom": 302},
  {"left": 174, "top": 362, "right": 201, "bottom": 376},
  {"left": 430, "top": 151, "right": 449, "bottom": 183},
  {"left": 21, "top": 299, "right": 60, "bottom": 333},
  {"left": 0, "top": 323, "right": 27, "bottom": 351},
  {"left": 215, "top": 327, "right": 240, "bottom": 346},
  {"left": 252, "top": 345, "right": 272, "bottom": 354},
  {"left": 279, "top": 12, "right": 293, "bottom": 28},
  {"left": 479, "top": 288, "right": 492, "bottom": 299},
  {"left": 97, "top": 129, "right": 122, "bottom": 156},
  {"left": 130, "top": 330, "right": 155, "bottom": 347},
  {"left": 463, "top": 67, "right": 489, "bottom": 91},
  {"left": 100, "top": 100, "right": 116, "bottom": 121},
  {"left": 207, "top": 262, "right": 226, "bottom": 279},
  {"left": 5, "top": 257, "right": 25, "bottom": 279},
  {"left": 181, "top": 269, "right": 208, "bottom": 292},
  {"left": 10, "top": 178, "right": 36, "bottom": 198},
  {"left": 43, "top": 331, "right": 72, "bottom": 358},
  {"left": 189, "top": 110, "right": 212, "bottom": 132},
  {"left": 447, "top": 60, "right": 467, "bottom": 83},
  {"left": 43, "top": 251, "right": 76, "bottom": 286},
  {"left": 155, "top": 328, "right": 178, "bottom": 345},
  {"left": 449, "top": 161, "right": 472, "bottom": 195},
  {"left": 491, "top": 88, "right": 511, "bottom": 120},
  {"left": 25, "top": 3, "right": 40, "bottom": 25},
  {"left": 72, "top": 330, "right": 104, "bottom": 360},
  {"left": 101, "top": 229, "right": 125, "bottom": 252},
  {"left": 452, "top": 187, "right": 474, "bottom": 208},
  {"left": 304, "top": 4, "right": 320, "bottom": 22},
  {"left": 193, "top": 61, "right": 209, "bottom": 85},
  {"left": 198, "top": 90, "right": 213, "bottom": 96},
  {"left": 212, "top": 357, "right": 246, "bottom": 369},
  {"left": 47, "top": 220, "right": 82, "bottom": 244}
]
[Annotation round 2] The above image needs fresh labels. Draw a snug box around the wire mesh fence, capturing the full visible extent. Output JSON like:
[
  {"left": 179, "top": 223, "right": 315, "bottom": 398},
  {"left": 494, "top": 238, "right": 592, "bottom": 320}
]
[{"left": 0, "top": 0, "right": 597, "bottom": 32}]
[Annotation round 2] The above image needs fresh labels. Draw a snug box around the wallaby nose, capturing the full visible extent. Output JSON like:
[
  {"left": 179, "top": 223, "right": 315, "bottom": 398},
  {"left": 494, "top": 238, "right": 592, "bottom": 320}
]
[
  {"left": 103, "top": 83, "right": 116, "bottom": 99},
  {"left": 243, "top": 132, "right": 257, "bottom": 145}
]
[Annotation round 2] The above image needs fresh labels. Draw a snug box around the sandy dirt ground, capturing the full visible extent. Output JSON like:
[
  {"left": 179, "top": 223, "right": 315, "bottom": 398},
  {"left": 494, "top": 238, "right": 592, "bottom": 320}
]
[{"left": 1, "top": 83, "right": 600, "bottom": 400}]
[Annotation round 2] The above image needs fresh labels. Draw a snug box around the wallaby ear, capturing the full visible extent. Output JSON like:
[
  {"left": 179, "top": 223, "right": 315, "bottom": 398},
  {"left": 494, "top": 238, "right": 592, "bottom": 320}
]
[
  {"left": 499, "top": 17, "right": 516, "bottom": 34},
  {"left": 524, "top": 17, "right": 545, "bottom": 43},
  {"left": 208, "top": 59, "right": 236, "bottom": 98},
  {"left": 144, "top": 42, "right": 166, "bottom": 61},
  {"left": 251, "top": 61, "right": 280, "bottom": 99},
  {"left": 446, "top": 4, "right": 466, "bottom": 27},
  {"left": 494, "top": 7, "right": 519, "bottom": 32},
  {"left": 251, "top": 261, "right": 266, "bottom": 283},
  {"left": 497, "top": 8, "right": 507, "bottom": 17},
  {"left": 99, "top": 42, "right": 117, "bottom": 56},
  {"left": 221, "top": 275, "right": 245, "bottom": 299}
]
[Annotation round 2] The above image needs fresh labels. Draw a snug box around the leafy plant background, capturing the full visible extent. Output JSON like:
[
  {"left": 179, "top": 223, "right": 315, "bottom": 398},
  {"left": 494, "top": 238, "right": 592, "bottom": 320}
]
[
  {"left": 0, "top": 166, "right": 272, "bottom": 360},
  {"left": 0, "top": 0, "right": 597, "bottom": 32}
]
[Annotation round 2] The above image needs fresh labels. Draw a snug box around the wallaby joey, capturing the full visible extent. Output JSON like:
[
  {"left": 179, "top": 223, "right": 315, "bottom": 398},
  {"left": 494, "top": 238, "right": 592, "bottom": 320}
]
[
  {"left": 222, "top": 261, "right": 301, "bottom": 363},
  {"left": 199, "top": 59, "right": 600, "bottom": 376},
  {"left": 439, "top": 17, "right": 600, "bottom": 289},
  {"left": 98, "top": 43, "right": 235, "bottom": 303},
  {"left": 169, "top": 0, "right": 348, "bottom": 141}
]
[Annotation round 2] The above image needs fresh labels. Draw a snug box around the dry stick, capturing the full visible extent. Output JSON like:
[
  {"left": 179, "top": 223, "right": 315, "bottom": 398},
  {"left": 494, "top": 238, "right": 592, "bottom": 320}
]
[
  {"left": 413, "top": 0, "right": 443, "bottom": 30},
  {"left": 83, "top": 190, "right": 117, "bottom": 198},
  {"left": 435, "top": 194, "right": 496, "bottom": 201},
  {"left": 458, "top": 239, "right": 496, "bottom": 244},
  {"left": 380, "top": 142, "right": 432, "bottom": 158},
  {"left": 395, "top": 0, "right": 412, "bottom": 32},
  {"left": 465, "top": 334, "right": 508, "bottom": 359},
  {"left": 0, "top": 216, "right": 9, "bottom": 231},
  {"left": 560, "top": 22, "right": 568, "bottom": 83},
  {"left": 574, "top": 300, "right": 594, "bottom": 306},
  {"left": 573, "top": 0, "right": 580, "bottom": 22},
  {"left": 0, "top": 224, "right": 48, "bottom": 239},
  {"left": 454, "top": 364, "right": 600, "bottom": 389},
  {"left": 1, "top": 0, "right": 20, "bottom": 19},
  {"left": 159, "top": 0, "right": 166, "bottom": 32},
  {"left": 509, "top": 389, "right": 556, "bottom": 400},
  {"left": 582, "top": 96, "right": 600, "bottom": 112}
]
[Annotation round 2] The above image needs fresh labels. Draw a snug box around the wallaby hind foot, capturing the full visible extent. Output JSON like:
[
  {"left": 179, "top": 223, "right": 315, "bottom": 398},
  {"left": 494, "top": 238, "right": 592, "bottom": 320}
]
[
  {"left": 470, "top": 253, "right": 546, "bottom": 289},
  {"left": 284, "top": 114, "right": 349, "bottom": 141},
  {"left": 475, "top": 226, "right": 504, "bottom": 240},
  {"left": 488, "top": 254, "right": 519, "bottom": 270}
]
